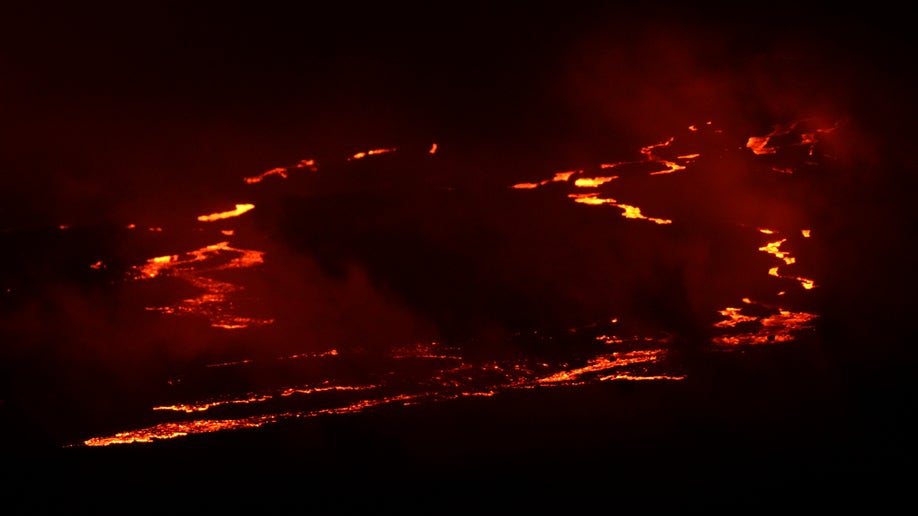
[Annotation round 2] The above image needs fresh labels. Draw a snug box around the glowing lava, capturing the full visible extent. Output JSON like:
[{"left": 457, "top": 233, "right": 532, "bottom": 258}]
[
  {"left": 745, "top": 119, "right": 840, "bottom": 172},
  {"left": 757, "top": 230, "right": 816, "bottom": 290},
  {"left": 617, "top": 204, "right": 672, "bottom": 224},
  {"left": 82, "top": 416, "right": 278, "bottom": 446},
  {"left": 349, "top": 147, "right": 397, "bottom": 160},
  {"left": 574, "top": 176, "right": 617, "bottom": 187},
  {"left": 244, "top": 159, "right": 317, "bottom": 184}
]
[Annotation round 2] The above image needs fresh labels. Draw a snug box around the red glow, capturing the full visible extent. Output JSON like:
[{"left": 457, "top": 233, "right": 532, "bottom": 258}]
[{"left": 295, "top": 159, "right": 317, "bottom": 170}]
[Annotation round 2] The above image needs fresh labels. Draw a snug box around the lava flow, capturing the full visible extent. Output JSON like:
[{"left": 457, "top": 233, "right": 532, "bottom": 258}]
[
  {"left": 131, "top": 203, "right": 273, "bottom": 330},
  {"left": 63, "top": 118, "right": 838, "bottom": 449}
]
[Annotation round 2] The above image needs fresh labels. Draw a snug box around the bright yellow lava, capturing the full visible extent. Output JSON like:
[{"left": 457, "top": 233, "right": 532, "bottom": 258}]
[
  {"left": 759, "top": 239, "right": 795, "bottom": 265},
  {"left": 83, "top": 416, "right": 277, "bottom": 446},
  {"left": 552, "top": 170, "right": 576, "bottom": 182},
  {"left": 197, "top": 204, "right": 255, "bottom": 222},
  {"left": 714, "top": 307, "right": 759, "bottom": 328},
  {"left": 574, "top": 176, "right": 617, "bottom": 187},
  {"left": 746, "top": 136, "right": 775, "bottom": 155},
  {"left": 713, "top": 297, "right": 818, "bottom": 347},
  {"left": 757, "top": 234, "right": 816, "bottom": 289}
]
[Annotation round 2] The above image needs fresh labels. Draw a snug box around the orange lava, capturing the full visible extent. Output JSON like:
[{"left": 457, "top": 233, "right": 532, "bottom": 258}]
[
  {"left": 759, "top": 239, "right": 795, "bottom": 265},
  {"left": 552, "top": 170, "right": 576, "bottom": 182},
  {"left": 512, "top": 182, "right": 543, "bottom": 189},
  {"left": 349, "top": 147, "right": 397, "bottom": 160},
  {"left": 714, "top": 307, "right": 759, "bottom": 328},
  {"left": 617, "top": 203, "right": 672, "bottom": 224},
  {"left": 82, "top": 416, "right": 278, "bottom": 446},
  {"left": 244, "top": 167, "right": 287, "bottom": 184},
  {"left": 713, "top": 294, "right": 818, "bottom": 347},
  {"left": 153, "top": 394, "right": 272, "bottom": 413}
]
